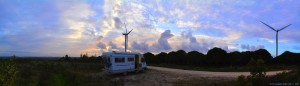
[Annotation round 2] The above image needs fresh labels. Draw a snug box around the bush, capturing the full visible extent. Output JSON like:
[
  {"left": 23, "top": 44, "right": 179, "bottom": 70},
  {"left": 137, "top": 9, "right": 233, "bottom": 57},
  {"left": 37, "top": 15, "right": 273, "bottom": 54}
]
[
  {"left": 0, "top": 55, "right": 18, "bottom": 86},
  {"left": 235, "top": 75, "right": 252, "bottom": 86},
  {"left": 248, "top": 58, "right": 266, "bottom": 77},
  {"left": 235, "top": 58, "right": 269, "bottom": 86}
]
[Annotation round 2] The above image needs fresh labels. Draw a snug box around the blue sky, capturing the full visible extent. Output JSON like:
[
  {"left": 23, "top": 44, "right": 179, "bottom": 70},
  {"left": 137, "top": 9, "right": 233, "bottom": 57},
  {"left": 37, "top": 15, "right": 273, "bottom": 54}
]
[{"left": 0, "top": 0, "right": 300, "bottom": 57}]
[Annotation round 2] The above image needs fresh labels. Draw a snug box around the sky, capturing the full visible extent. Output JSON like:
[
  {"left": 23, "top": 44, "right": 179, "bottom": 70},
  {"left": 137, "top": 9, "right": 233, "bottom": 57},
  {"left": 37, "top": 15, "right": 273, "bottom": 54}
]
[{"left": 0, "top": 0, "right": 300, "bottom": 57}]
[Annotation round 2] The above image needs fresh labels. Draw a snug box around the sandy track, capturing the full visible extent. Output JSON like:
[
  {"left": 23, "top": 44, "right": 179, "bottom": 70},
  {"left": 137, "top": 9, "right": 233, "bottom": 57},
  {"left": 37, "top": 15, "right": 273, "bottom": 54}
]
[
  {"left": 148, "top": 66, "right": 289, "bottom": 78},
  {"left": 104, "top": 66, "right": 289, "bottom": 86}
]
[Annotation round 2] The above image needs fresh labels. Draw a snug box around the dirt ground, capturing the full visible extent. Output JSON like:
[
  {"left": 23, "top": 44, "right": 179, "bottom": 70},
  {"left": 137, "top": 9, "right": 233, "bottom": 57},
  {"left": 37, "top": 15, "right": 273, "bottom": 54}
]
[
  {"left": 147, "top": 66, "right": 288, "bottom": 78},
  {"left": 99, "top": 66, "right": 288, "bottom": 86}
]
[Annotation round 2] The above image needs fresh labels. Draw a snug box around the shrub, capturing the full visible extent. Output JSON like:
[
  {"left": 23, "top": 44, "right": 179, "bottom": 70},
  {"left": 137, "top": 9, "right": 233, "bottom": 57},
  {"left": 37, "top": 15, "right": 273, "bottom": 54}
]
[
  {"left": 248, "top": 58, "right": 266, "bottom": 77},
  {"left": 235, "top": 75, "right": 252, "bottom": 86},
  {"left": 0, "top": 55, "right": 18, "bottom": 86},
  {"left": 235, "top": 58, "right": 268, "bottom": 86}
]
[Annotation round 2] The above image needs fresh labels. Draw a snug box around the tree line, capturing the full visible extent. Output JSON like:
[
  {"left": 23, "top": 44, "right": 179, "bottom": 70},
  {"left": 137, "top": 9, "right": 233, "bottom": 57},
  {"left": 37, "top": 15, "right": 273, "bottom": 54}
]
[
  {"left": 144, "top": 47, "right": 300, "bottom": 67},
  {"left": 59, "top": 53, "right": 102, "bottom": 63}
]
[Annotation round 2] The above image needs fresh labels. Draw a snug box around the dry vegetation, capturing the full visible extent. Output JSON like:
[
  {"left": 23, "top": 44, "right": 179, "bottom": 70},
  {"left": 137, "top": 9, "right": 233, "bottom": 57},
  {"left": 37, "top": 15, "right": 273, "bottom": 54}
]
[{"left": 1, "top": 55, "right": 299, "bottom": 86}]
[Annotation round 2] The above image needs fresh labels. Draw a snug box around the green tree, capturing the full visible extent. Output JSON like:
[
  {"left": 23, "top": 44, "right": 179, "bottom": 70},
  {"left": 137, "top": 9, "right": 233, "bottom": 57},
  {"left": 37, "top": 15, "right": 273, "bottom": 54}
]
[
  {"left": 144, "top": 52, "right": 155, "bottom": 64},
  {"left": 207, "top": 47, "right": 228, "bottom": 67},
  {"left": 248, "top": 58, "right": 266, "bottom": 77},
  {"left": 254, "top": 49, "right": 272, "bottom": 64},
  {"left": 0, "top": 55, "right": 18, "bottom": 86},
  {"left": 246, "top": 58, "right": 268, "bottom": 86},
  {"left": 65, "top": 54, "right": 69, "bottom": 58},
  {"left": 60, "top": 54, "right": 71, "bottom": 61}
]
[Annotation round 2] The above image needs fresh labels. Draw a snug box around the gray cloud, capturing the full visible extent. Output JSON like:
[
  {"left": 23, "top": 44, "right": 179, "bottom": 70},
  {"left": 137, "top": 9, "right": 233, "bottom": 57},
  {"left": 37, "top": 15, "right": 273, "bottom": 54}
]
[
  {"left": 180, "top": 31, "right": 210, "bottom": 52},
  {"left": 241, "top": 44, "right": 264, "bottom": 51},
  {"left": 97, "top": 43, "right": 106, "bottom": 49},
  {"left": 156, "top": 30, "right": 174, "bottom": 50},
  {"left": 114, "top": 17, "right": 123, "bottom": 29},
  {"left": 131, "top": 41, "right": 149, "bottom": 52},
  {"left": 109, "top": 41, "right": 117, "bottom": 49}
]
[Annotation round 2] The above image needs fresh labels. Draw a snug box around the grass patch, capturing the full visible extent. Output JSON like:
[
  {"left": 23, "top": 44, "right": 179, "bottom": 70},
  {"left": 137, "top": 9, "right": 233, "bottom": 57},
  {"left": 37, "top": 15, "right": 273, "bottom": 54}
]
[
  {"left": 173, "top": 77, "right": 235, "bottom": 86},
  {"left": 14, "top": 60, "right": 118, "bottom": 86},
  {"left": 149, "top": 63, "right": 293, "bottom": 72}
]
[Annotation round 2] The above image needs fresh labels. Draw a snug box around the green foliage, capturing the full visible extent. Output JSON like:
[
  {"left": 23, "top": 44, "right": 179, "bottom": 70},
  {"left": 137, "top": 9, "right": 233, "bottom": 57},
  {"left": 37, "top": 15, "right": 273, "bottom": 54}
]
[
  {"left": 235, "top": 75, "right": 252, "bottom": 86},
  {"left": 268, "top": 66, "right": 300, "bottom": 83},
  {"left": 273, "top": 51, "right": 300, "bottom": 65},
  {"left": 59, "top": 54, "right": 102, "bottom": 63},
  {"left": 174, "top": 77, "right": 235, "bottom": 86},
  {"left": 254, "top": 49, "right": 272, "bottom": 64},
  {"left": 0, "top": 55, "right": 18, "bottom": 86},
  {"left": 248, "top": 58, "right": 266, "bottom": 77},
  {"left": 65, "top": 55, "right": 69, "bottom": 58},
  {"left": 234, "top": 58, "right": 269, "bottom": 86},
  {"left": 145, "top": 48, "right": 299, "bottom": 67},
  {"left": 207, "top": 47, "right": 229, "bottom": 67},
  {"left": 60, "top": 54, "right": 71, "bottom": 61},
  {"left": 15, "top": 60, "right": 107, "bottom": 86},
  {"left": 49, "top": 73, "right": 68, "bottom": 86}
]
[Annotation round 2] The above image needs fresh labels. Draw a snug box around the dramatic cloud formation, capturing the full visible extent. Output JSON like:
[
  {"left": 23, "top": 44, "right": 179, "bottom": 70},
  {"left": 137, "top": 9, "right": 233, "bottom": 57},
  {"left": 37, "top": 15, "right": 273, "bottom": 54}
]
[
  {"left": 180, "top": 31, "right": 209, "bottom": 52},
  {"left": 156, "top": 30, "right": 174, "bottom": 51},
  {"left": 0, "top": 0, "right": 300, "bottom": 57}
]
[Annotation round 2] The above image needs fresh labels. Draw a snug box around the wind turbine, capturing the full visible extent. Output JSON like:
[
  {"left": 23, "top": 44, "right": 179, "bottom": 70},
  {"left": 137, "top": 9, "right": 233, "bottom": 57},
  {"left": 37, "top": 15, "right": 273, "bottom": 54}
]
[
  {"left": 122, "top": 23, "right": 133, "bottom": 52},
  {"left": 260, "top": 21, "right": 291, "bottom": 57}
]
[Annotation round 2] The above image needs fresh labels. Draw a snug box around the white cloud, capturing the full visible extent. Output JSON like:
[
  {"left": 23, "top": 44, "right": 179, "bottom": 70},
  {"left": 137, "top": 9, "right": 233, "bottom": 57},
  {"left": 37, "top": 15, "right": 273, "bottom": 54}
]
[
  {"left": 260, "top": 38, "right": 275, "bottom": 43},
  {"left": 176, "top": 21, "right": 201, "bottom": 29},
  {"left": 170, "top": 8, "right": 184, "bottom": 19}
]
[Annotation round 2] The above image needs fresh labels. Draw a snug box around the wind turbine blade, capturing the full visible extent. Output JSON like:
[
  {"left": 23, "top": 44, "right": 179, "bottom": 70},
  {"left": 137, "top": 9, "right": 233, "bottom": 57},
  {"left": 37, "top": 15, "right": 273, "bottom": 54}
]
[
  {"left": 278, "top": 24, "right": 291, "bottom": 31},
  {"left": 260, "top": 21, "right": 276, "bottom": 31},
  {"left": 127, "top": 29, "right": 133, "bottom": 34}
]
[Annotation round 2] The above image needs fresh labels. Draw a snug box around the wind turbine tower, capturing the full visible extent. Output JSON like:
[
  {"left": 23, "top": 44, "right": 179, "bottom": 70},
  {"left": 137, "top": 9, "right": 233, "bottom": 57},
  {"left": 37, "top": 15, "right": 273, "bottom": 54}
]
[
  {"left": 260, "top": 21, "right": 291, "bottom": 57},
  {"left": 122, "top": 23, "right": 133, "bottom": 52}
]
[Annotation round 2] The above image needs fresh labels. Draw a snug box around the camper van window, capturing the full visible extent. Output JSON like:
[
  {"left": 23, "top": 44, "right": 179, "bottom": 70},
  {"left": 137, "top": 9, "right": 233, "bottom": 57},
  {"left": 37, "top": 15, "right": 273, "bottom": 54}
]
[
  {"left": 115, "top": 58, "right": 125, "bottom": 63},
  {"left": 128, "top": 58, "right": 134, "bottom": 62}
]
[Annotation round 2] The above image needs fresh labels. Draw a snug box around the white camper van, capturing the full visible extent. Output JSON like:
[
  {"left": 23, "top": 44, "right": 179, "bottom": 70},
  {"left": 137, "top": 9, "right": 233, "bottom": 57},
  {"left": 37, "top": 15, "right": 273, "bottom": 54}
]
[{"left": 102, "top": 51, "right": 147, "bottom": 74}]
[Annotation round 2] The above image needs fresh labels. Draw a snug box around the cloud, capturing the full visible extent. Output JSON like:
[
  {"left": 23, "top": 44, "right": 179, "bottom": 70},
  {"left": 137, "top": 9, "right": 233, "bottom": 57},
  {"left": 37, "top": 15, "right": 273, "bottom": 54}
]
[
  {"left": 97, "top": 43, "right": 106, "bottom": 49},
  {"left": 180, "top": 31, "right": 209, "bottom": 52},
  {"left": 176, "top": 21, "right": 201, "bottom": 28},
  {"left": 260, "top": 38, "right": 275, "bottom": 43},
  {"left": 1, "top": 0, "right": 299, "bottom": 56},
  {"left": 113, "top": 17, "right": 123, "bottom": 29},
  {"left": 155, "top": 30, "right": 174, "bottom": 51},
  {"left": 96, "top": 0, "right": 248, "bottom": 54},
  {"left": 131, "top": 41, "right": 149, "bottom": 52},
  {"left": 109, "top": 41, "right": 118, "bottom": 49},
  {"left": 241, "top": 44, "right": 264, "bottom": 51}
]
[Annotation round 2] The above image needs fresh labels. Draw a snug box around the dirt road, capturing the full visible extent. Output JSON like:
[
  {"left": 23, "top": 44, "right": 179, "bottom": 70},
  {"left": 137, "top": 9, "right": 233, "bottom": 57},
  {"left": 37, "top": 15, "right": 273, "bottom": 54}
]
[
  {"left": 148, "top": 66, "right": 288, "bottom": 78},
  {"left": 105, "top": 66, "right": 289, "bottom": 86}
]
